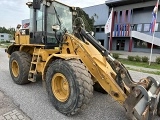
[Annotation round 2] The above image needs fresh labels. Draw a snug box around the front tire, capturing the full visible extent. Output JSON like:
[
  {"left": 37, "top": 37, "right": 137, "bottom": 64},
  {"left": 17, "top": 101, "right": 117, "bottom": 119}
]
[
  {"left": 9, "top": 51, "right": 31, "bottom": 85},
  {"left": 46, "top": 59, "right": 93, "bottom": 116}
]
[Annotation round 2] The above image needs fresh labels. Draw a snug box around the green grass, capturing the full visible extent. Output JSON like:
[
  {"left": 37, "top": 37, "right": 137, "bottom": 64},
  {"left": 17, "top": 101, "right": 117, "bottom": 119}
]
[
  {"left": 118, "top": 58, "right": 160, "bottom": 70},
  {"left": 126, "top": 67, "right": 160, "bottom": 75},
  {"left": 119, "top": 58, "right": 160, "bottom": 75},
  {"left": 0, "top": 43, "right": 12, "bottom": 48},
  {"left": 112, "top": 53, "right": 122, "bottom": 55}
]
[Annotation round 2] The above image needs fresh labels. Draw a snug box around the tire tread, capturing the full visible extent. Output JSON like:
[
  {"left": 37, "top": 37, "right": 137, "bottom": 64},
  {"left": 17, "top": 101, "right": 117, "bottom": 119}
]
[
  {"left": 9, "top": 51, "right": 31, "bottom": 84},
  {"left": 46, "top": 59, "right": 93, "bottom": 116}
]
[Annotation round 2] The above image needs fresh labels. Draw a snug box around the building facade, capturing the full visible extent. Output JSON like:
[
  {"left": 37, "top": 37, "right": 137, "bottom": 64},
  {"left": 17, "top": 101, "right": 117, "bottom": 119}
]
[
  {"left": 83, "top": 0, "right": 160, "bottom": 53},
  {"left": 0, "top": 33, "right": 10, "bottom": 41},
  {"left": 83, "top": 4, "right": 109, "bottom": 48}
]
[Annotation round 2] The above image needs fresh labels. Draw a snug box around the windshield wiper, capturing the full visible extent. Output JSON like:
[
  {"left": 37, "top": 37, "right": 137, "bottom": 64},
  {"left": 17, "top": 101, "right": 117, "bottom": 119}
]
[{"left": 53, "top": 6, "right": 61, "bottom": 26}]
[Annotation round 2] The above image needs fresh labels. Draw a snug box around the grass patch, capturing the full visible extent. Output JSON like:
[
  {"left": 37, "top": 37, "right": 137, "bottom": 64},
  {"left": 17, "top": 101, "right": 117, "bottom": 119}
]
[
  {"left": 126, "top": 67, "right": 160, "bottom": 75},
  {"left": 0, "top": 43, "right": 12, "bottom": 48},
  {"left": 118, "top": 58, "right": 160, "bottom": 70},
  {"left": 112, "top": 53, "right": 122, "bottom": 55}
]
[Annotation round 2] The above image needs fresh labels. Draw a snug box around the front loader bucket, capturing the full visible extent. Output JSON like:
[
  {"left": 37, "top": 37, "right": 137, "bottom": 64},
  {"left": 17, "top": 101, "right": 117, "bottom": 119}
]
[{"left": 124, "top": 76, "right": 160, "bottom": 120}]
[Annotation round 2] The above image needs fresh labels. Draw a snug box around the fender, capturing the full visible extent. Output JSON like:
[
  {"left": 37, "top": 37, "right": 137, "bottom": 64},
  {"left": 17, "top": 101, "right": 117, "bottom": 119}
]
[
  {"left": 42, "top": 54, "right": 80, "bottom": 80},
  {"left": 5, "top": 44, "right": 20, "bottom": 55}
]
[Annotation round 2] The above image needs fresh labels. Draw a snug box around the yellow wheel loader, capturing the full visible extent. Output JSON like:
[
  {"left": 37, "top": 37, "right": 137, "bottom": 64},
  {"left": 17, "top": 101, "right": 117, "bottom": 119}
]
[{"left": 5, "top": 0, "right": 160, "bottom": 119}]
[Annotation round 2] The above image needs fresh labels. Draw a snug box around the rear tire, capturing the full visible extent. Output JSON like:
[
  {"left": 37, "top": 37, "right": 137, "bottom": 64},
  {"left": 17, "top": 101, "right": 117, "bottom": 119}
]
[
  {"left": 46, "top": 59, "right": 93, "bottom": 116},
  {"left": 9, "top": 51, "right": 31, "bottom": 85}
]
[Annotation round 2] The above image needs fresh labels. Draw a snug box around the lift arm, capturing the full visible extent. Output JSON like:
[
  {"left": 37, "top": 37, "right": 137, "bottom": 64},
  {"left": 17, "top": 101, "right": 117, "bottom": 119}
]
[{"left": 62, "top": 27, "right": 160, "bottom": 120}]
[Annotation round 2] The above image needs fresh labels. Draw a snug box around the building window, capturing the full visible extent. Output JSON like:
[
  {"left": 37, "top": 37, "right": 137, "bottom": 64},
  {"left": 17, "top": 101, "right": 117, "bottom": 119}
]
[
  {"left": 144, "top": 24, "right": 150, "bottom": 32},
  {"left": 137, "top": 24, "right": 142, "bottom": 31},
  {"left": 155, "top": 23, "right": 159, "bottom": 31},
  {"left": 97, "top": 39, "right": 104, "bottom": 46},
  {"left": 96, "top": 27, "right": 100, "bottom": 32},
  {"left": 134, "top": 39, "right": 148, "bottom": 48},
  {"left": 131, "top": 24, "right": 136, "bottom": 31},
  {"left": 1, "top": 39, "right": 4, "bottom": 41},
  {"left": 101, "top": 27, "right": 104, "bottom": 32},
  {"left": 1, "top": 35, "right": 4, "bottom": 37}
]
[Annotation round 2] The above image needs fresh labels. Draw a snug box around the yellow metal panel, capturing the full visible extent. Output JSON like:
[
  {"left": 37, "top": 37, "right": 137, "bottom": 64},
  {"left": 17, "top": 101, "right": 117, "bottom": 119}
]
[
  {"left": 13, "top": 31, "right": 127, "bottom": 104},
  {"left": 61, "top": 36, "right": 76, "bottom": 54},
  {"left": 15, "top": 35, "right": 19, "bottom": 44},
  {"left": 15, "top": 35, "right": 30, "bottom": 44},
  {"left": 53, "top": 54, "right": 79, "bottom": 60},
  {"left": 36, "top": 62, "right": 45, "bottom": 73},
  {"left": 62, "top": 34, "right": 127, "bottom": 104}
]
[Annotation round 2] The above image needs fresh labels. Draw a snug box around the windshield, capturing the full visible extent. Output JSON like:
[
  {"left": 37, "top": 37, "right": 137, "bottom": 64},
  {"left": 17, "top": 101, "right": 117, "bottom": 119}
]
[{"left": 54, "top": 2, "right": 73, "bottom": 33}]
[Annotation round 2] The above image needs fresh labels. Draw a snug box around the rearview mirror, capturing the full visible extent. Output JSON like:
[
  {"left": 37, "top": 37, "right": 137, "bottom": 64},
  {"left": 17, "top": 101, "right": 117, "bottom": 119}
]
[{"left": 52, "top": 25, "right": 60, "bottom": 31}]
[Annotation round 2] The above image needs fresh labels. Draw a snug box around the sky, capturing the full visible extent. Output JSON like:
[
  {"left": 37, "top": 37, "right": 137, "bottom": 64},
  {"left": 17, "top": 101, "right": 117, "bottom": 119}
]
[{"left": 0, "top": 0, "right": 106, "bottom": 28}]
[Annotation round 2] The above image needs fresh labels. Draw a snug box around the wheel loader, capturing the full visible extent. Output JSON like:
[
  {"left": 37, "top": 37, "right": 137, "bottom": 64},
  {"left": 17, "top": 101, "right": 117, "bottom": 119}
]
[{"left": 5, "top": 0, "right": 160, "bottom": 119}]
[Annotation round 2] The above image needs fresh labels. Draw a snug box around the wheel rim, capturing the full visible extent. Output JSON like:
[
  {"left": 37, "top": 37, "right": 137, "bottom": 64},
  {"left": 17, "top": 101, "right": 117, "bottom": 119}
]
[
  {"left": 52, "top": 73, "right": 70, "bottom": 102},
  {"left": 11, "top": 60, "right": 19, "bottom": 77}
]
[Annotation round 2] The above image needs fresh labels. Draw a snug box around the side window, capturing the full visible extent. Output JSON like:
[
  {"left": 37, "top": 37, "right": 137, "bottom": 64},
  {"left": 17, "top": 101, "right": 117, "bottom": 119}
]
[
  {"left": 36, "top": 5, "right": 43, "bottom": 31},
  {"left": 54, "top": 2, "right": 72, "bottom": 33},
  {"left": 29, "top": 7, "right": 33, "bottom": 32},
  {"left": 47, "top": 6, "right": 57, "bottom": 33},
  {"left": 47, "top": 36, "right": 58, "bottom": 44},
  {"left": 46, "top": 6, "right": 58, "bottom": 44}
]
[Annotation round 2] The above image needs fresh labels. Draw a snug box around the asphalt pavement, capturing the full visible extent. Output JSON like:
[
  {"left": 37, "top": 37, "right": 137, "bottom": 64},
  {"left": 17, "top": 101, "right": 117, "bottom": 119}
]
[
  {"left": 0, "top": 48, "right": 159, "bottom": 120},
  {"left": 0, "top": 90, "right": 30, "bottom": 120}
]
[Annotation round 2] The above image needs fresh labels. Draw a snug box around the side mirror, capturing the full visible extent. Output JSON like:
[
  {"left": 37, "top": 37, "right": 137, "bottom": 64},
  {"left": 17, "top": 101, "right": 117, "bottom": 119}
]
[
  {"left": 33, "top": 0, "right": 40, "bottom": 9},
  {"left": 52, "top": 25, "right": 60, "bottom": 31}
]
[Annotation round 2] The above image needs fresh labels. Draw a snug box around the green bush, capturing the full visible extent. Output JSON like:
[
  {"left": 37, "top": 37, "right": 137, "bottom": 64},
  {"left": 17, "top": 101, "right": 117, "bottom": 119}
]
[
  {"left": 142, "top": 56, "right": 149, "bottom": 62},
  {"left": 156, "top": 57, "right": 160, "bottom": 64},
  {"left": 112, "top": 53, "right": 119, "bottom": 59},
  {"left": 128, "top": 56, "right": 135, "bottom": 61},
  {"left": 0, "top": 40, "right": 10, "bottom": 43},
  {"left": 6, "top": 40, "right": 10, "bottom": 43},
  {"left": 0, "top": 41, "right": 6, "bottom": 43},
  {"left": 135, "top": 55, "right": 141, "bottom": 62}
]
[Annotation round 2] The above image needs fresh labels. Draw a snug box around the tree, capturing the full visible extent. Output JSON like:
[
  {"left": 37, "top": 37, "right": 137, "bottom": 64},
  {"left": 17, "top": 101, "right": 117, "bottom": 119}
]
[
  {"left": 0, "top": 27, "right": 15, "bottom": 38},
  {"left": 8, "top": 28, "right": 16, "bottom": 38},
  {"left": 0, "top": 27, "right": 9, "bottom": 33},
  {"left": 74, "top": 7, "right": 94, "bottom": 32}
]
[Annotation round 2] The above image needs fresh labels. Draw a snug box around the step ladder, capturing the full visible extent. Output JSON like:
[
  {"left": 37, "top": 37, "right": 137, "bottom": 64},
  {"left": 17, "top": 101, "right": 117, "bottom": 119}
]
[{"left": 28, "top": 48, "right": 41, "bottom": 82}]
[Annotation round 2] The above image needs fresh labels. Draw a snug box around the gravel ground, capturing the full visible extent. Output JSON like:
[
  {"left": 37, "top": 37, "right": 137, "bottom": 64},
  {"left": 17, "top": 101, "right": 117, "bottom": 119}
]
[{"left": 0, "top": 48, "right": 159, "bottom": 120}]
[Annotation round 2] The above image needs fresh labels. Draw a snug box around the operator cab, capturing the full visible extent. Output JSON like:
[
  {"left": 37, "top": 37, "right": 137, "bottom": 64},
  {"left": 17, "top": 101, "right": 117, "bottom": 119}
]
[{"left": 26, "top": 0, "right": 74, "bottom": 49}]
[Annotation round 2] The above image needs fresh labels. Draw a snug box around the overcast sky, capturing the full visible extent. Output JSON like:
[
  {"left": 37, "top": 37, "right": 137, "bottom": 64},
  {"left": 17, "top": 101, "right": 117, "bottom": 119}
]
[{"left": 0, "top": 0, "right": 106, "bottom": 28}]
